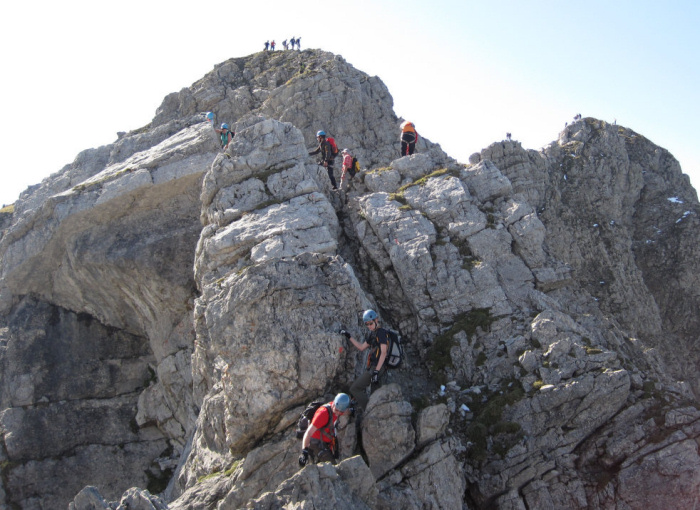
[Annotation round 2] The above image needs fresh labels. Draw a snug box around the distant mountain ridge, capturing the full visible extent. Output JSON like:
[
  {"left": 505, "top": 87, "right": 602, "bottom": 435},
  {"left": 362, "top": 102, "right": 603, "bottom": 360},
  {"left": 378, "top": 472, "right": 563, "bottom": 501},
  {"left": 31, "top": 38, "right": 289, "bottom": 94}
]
[{"left": 0, "top": 49, "right": 698, "bottom": 510}]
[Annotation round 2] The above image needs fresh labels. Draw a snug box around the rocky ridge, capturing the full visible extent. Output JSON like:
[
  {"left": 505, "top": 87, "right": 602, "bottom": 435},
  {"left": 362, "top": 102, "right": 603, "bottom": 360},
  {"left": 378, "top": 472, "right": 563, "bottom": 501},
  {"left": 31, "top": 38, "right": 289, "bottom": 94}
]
[{"left": 0, "top": 49, "right": 699, "bottom": 510}]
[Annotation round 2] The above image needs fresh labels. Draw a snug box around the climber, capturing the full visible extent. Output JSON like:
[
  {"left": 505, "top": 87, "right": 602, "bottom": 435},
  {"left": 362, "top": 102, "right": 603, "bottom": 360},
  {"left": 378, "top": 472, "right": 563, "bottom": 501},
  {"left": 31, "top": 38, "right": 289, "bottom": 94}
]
[
  {"left": 215, "top": 123, "right": 234, "bottom": 150},
  {"left": 308, "top": 130, "right": 338, "bottom": 190},
  {"left": 299, "top": 393, "right": 350, "bottom": 466},
  {"left": 400, "top": 121, "right": 418, "bottom": 157},
  {"left": 341, "top": 310, "right": 389, "bottom": 412},
  {"left": 271, "top": 40, "right": 276, "bottom": 51},
  {"left": 205, "top": 111, "right": 215, "bottom": 126},
  {"left": 264, "top": 41, "right": 270, "bottom": 51},
  {"left": 340, "top": 148, "right": 355, "bottom": 188}
]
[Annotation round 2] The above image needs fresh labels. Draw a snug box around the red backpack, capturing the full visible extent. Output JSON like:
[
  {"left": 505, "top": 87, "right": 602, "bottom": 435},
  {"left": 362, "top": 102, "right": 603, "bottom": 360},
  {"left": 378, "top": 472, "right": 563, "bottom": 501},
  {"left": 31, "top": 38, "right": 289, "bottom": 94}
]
[{"left": 326, "top": 137, "right": 339, "bottom": 158}]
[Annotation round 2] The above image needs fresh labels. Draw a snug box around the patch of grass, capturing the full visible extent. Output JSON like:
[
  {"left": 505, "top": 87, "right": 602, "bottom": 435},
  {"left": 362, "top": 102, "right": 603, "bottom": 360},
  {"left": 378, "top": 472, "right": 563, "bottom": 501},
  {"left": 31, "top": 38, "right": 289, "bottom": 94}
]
[
  {"left": 0, "top": 460, "right": 16, "bottom": 475},
  {"left": 585, "top": 346, "right": 603, "bottom": 355},
  {"left": 224, "top": 460, "right": 242, "bottom": 477},
  {"left": 197, "top": 469, "right": 222, "bottom": 484},
  {"left": 367, "top": 166, "right": 392, "bottom": 175},
  {"left": 428, "top": 308, "right": 495, "bottom": 382},
  {"left": 427, "top": 335, "right": 458, "bottom": 385},
  {"left": 396, "top": 168, "right": 459, "bottom": 195},
  {"left": 73, "top": 166, "right": 134, "bottom": 192},
  {"left": 388, "top": 192, "right": 407, "bottom": 205},
  {"left": 486, "top": 213, "right": 496, "bottom": 229},
  {"left": 412, "top": 168, "right": 450, "bottom": 186},
  {"left": 462, "top": 259, "right": 480, "bottom": 271},
  {"left": 411, "top": 394, "right": 433, "bottom": 422},
  {"left": 0, "top": 204, "right": 14, "bottom": 214},
  {"left": 453, "top": 239, "right": 480, "bottom": 271},
  {"left": 532, "top": 380, "right": 544, "bottom": 390},
  {"left": 642, "top": 381, "right": 657, "bottom": 399},
  {"left": 465, "top": 381, "right": 525, "bottom": 462}
]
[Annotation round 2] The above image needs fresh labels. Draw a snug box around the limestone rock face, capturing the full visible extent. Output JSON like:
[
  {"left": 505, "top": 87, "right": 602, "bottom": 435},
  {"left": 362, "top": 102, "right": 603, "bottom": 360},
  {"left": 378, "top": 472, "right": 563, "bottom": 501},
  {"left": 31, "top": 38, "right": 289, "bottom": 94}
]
[
  {"left": 484, "top": 119, "right": 700, "bottom": 398},
  {"left": 1, "top": 50, "right": 699, "bottom": 510},
  {"left": 151, "top": 50, "right": 452, "bottom": 172},
  {"left": 362, "top": 384, "right": 416, "bottom": 479}
]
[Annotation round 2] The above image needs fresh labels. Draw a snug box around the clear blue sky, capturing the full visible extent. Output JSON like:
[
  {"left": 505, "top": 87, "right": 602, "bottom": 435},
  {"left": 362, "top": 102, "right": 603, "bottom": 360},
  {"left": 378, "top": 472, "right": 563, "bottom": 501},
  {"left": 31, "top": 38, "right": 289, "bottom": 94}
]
[{"left": 1, "top": 0, "right": 698, "bottom": 207}]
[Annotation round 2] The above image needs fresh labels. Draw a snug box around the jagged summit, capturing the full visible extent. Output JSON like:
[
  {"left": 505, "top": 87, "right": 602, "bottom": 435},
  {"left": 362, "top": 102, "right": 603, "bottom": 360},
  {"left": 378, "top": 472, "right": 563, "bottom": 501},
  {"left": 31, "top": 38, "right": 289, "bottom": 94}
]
[{"left": 1, "top": 51, "right": 699, "bottom": 509}]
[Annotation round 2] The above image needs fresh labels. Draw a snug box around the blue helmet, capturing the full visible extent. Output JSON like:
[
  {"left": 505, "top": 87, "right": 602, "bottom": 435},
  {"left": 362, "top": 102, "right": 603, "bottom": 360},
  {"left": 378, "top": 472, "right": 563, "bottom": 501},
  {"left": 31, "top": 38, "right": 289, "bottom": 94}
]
[
  {"left": 221, "top": 123, "right": 229, "bottom": 130},
  {"left": 205, "top": 112, "right": 214, "bottom": 120},
  {"left": 362, "top": 309, "right": 378, "bottom": 322},
  {"left": 333, "top": 393, "right": 350, "bottom": 412},
  {"left": 316, "top": 130, "right": 326, "bottom": 137}
]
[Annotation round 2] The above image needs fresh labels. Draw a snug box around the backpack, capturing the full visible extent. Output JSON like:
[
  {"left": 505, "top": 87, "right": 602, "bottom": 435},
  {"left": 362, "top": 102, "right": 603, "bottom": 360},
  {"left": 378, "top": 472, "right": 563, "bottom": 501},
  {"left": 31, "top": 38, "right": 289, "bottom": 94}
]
[
  {"left": 349, "top": 157, "right": 360, "bottom": 177},
  {"left": 386, "top": 329, "right": 405, "bottom": 368},
  {"left": 295, "top": 400, "right": 333, "bottom": 439},
  {"left": 326, "top": 137, "right": 339, "bottom": 159}
]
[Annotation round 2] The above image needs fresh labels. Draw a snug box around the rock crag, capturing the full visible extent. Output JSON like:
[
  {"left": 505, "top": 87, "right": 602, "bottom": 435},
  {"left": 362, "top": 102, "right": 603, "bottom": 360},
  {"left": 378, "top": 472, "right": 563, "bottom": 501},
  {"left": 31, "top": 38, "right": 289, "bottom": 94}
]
[{"left": 1, "top": 49, "right": 699, "bottom": 510}]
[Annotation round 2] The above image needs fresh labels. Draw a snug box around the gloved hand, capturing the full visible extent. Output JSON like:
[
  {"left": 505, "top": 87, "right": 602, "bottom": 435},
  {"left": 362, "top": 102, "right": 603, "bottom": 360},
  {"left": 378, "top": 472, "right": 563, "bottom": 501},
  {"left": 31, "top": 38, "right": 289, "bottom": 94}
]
[
  {"left": 371, "top": 370, "right": 380, "bottom": 384},
  {"left": 340, "top": 329, "right": 351, "bottom": 339},
  {"left": 298, "top": 449, "right": 309, "bottom": 467}
]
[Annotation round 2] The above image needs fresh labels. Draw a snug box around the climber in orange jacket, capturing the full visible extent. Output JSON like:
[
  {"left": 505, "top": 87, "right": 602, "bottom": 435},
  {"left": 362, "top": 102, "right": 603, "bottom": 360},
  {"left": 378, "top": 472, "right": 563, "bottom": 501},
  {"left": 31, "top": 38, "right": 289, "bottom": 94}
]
[{"left": 400, "top": 121, "right": 418, "bottom": 157}]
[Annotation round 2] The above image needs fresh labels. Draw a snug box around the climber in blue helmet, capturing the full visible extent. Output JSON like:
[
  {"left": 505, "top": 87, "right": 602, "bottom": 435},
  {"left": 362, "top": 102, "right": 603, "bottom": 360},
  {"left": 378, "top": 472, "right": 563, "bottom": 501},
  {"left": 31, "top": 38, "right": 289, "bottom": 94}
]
[
  {"left": 308, "top": 130, "right": 338, "bottom": 190},
  {"left": 340, "top": 309, "right": 390, "bottom": 411},
  {"left": 205, "top": 112, "right": 215, "bottom": 126},
  {"left": 299, "top": 393, "right": 350, "bottom": 466},
  {"left": 214, "top": 122, "right": 235, "bottom": 150}
]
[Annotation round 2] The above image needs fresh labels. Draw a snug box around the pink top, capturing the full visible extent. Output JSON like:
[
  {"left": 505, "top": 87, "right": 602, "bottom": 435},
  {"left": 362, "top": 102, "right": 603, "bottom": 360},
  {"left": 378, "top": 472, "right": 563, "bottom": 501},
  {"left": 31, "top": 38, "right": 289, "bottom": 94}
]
[{"left": 342, "top": 154, "right": 352, "bottom": 170}]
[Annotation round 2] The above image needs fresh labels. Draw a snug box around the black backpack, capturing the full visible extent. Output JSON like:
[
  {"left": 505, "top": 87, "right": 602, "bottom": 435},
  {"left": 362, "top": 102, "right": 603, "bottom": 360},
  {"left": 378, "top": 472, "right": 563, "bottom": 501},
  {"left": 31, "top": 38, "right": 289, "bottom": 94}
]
[
  {"left": 295, "top": 400, "right": 333, "bottom": 438},
  {"left": 385, "top": 330, "right": 405, "bottom": 368},
  {"left": 349, "top": 157, "right": 360, "bottom": 177}
]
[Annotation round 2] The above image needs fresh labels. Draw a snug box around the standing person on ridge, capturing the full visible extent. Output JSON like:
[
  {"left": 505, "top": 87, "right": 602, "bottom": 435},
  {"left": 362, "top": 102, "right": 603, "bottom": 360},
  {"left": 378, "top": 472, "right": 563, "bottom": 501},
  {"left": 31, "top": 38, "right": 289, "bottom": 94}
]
[
  {"left": 341, "top": 309, "right": 389, "bottom": 412},
  {"left": 271, "top": 40, "right": 276, "bottom": 51},
  {"left": 399, "top": 121, "right": 418, "bottom": 157},
  {"left": 299, "top": 393, "right": 351, "bottom": 466},
  {"left": 308, "top": 130, "right": 338, "bottom": 190},
  {"left": 264, "top": 41, "right": 270, "bottom": 51}
]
